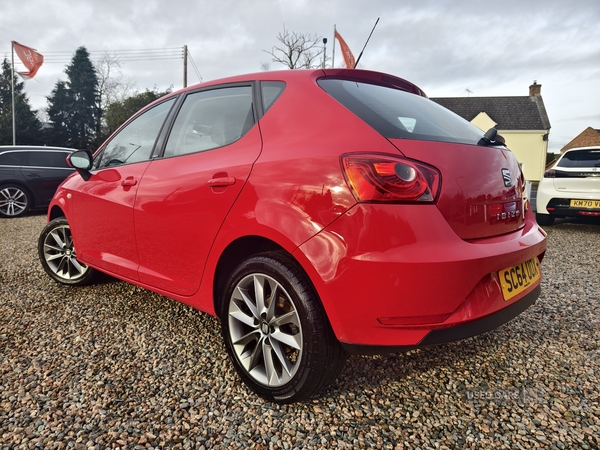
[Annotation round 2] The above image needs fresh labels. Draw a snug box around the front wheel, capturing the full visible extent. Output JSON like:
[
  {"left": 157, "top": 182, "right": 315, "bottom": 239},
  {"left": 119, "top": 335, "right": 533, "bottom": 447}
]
[
  {"left": 220, "top": 252, "right": 347, "bottom": 403},
  {"left": 38, "top": 217, "right": 97, "bottom": 285}
]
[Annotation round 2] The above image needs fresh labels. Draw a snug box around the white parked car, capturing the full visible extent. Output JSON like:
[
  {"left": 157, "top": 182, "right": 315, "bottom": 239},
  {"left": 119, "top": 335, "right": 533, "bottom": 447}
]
[{"left": 536, "top": 146, "right": 600, "bottom": 225}]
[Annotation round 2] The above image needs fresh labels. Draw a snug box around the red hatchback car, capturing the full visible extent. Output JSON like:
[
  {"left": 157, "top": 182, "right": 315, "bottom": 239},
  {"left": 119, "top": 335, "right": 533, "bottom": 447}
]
[{"left": 38, "top": 69, "right": 547, "bottom": 402}]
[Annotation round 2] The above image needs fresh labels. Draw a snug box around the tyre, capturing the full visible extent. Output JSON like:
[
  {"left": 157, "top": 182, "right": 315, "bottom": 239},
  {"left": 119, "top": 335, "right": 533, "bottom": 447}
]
[
  {"left": 0, "top": 184, "right": 30, "bottom": 218},
  {"left": 38, "top": 217, "right": 97, "bottom": 285},
  {"left": 220, "top": 252, "right": 347, "bottom": 403},
  {"left": 535, "top": 213, "right": 555, "bottom": 226}
]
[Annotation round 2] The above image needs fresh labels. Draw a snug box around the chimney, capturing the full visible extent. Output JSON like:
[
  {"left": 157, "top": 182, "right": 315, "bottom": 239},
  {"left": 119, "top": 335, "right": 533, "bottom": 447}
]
[{"left": 529, "top": 80, "right": 541, "bottom": 97}]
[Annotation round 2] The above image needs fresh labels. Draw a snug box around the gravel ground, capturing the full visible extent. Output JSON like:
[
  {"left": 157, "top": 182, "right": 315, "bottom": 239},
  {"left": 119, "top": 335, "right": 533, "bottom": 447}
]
[{"left": 1, "top": 214, "right": 599, "bottom": 450}]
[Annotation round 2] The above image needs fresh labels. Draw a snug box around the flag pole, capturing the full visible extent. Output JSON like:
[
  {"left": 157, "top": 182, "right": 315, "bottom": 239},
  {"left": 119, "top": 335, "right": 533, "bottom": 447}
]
[
  {"left": 331, "top": 25, "right": 336, "bottom": 69},
  {"left": 11, "top": 41, "right": 16, "bottom": 145}
]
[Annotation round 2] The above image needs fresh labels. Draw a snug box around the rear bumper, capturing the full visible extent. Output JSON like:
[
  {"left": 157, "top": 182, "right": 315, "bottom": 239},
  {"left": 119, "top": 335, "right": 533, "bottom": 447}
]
[
  {"left": 296, "top": 203, "right": 547, "bottom": 348},
  {"left": 536, "top": 180, "right": 600, "bottom": 217},
  {"left": 537, "top": 197, "right": 600, "bottom": 218},
  {"left": 341, "top": 284, "right": 539, "bottom": 355}
]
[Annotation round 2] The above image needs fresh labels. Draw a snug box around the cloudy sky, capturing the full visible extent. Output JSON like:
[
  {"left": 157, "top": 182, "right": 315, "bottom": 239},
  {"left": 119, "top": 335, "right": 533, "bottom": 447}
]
[{"left": 2, "top": 0, "right": 599, "bottom": 153}]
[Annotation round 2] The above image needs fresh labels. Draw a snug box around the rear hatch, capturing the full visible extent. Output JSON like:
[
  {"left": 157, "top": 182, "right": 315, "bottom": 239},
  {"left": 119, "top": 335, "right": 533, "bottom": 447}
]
[
  {"left": 319, "top": 76, "right": 525, "bottom": 240},
  {"left": 389, "top": 139, "right": 525, "bottom": 240},
  {"left": 550, "top": 148, "right": 600, "bottom": 193}
]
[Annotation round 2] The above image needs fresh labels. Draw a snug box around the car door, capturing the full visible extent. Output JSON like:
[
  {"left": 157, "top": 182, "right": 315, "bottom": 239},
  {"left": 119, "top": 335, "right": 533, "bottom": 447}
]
[
  {"left": 133, "top": 85, "right": 262, "bottom": 295},
  {"left": 69, "top": 98, "right": 176, "bottom": 280},
  {"left": 22, "top": 150, "right": 74, "bottom": 206}
]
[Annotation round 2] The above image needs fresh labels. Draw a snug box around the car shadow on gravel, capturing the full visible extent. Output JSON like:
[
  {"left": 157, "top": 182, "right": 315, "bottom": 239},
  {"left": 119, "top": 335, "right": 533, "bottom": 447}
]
[
  {"left": 330, "top": 331, "right": 502, "bottom": 394},
  {"left": 545, "top": 216, "right": 600, "bottom": 228}
]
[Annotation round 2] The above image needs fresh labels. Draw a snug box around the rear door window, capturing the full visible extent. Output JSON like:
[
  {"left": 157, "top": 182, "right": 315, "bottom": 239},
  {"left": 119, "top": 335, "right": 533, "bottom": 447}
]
[
  {"left": 163, "top": 86, "right": 254, "bottom": 158},
  {"left": 318, "top": 79, "right": 484, "bottom": 145}
]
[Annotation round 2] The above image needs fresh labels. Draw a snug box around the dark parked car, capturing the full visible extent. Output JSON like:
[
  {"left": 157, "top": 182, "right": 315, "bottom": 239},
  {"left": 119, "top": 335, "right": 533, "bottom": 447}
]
[
  {"left": 0, "top": 146, "right": 75, "bottom": 218},
  {"left": 38, "top": 69, "right": 547, "bottom": 402}
]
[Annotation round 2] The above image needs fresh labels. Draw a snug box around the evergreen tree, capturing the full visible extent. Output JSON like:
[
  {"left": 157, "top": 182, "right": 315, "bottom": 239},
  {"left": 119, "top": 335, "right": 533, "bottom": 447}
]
[
  {"left": 45, "top": 81, "right": 73, "bottom": 147},
  {"left": 46, "top": 47, "right": 100, "bottom": 150},
  {"left": 0, "top": 58, "right": 42, "bottom": 145}
]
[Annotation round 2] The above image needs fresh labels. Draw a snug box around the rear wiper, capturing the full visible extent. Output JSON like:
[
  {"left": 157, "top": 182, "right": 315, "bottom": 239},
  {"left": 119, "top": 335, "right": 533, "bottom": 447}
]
[{"left": 478, "top": 128, "right": 506, "bottom": 147}]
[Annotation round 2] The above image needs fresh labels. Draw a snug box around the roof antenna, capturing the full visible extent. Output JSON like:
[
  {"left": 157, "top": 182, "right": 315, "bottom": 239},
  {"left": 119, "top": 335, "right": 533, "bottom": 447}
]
[{"left": 353, "top": 18, "right": 380, "bottom": 69}]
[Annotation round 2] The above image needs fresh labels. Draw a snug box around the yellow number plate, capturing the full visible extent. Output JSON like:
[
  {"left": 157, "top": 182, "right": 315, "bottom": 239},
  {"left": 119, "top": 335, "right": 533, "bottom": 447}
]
[
  {"left": 570, "top": 199, "right": 600, "bottom": 209},
  {"left": 499, "top": 258, "right": 540, "bottom": 301}
]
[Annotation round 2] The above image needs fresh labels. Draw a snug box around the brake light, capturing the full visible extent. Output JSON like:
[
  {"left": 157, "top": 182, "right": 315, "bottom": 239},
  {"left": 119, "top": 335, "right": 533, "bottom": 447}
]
[
  {"left": 341, "top": 154, "right": 440, "bottom": 202},
  {"left": 544, "top": 169, "right": 556, "bottom": 178}
]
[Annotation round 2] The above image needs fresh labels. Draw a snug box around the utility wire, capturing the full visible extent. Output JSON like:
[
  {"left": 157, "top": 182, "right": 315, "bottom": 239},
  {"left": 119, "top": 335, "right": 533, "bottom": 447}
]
[
  {"left": 4, "top": 47, "right": 183, "bottom": 65},
  {"left": 187, "top": 52, "right": 203, "bottom": 83}
]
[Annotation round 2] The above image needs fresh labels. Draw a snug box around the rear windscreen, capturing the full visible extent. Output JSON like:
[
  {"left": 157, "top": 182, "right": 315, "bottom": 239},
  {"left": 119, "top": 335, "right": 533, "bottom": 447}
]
[
  {"left": 557, "top": 149, "right": 600, "bottom": 168},
  {"left": 318, "top": 79, "right": 484, "bottom": 145}
]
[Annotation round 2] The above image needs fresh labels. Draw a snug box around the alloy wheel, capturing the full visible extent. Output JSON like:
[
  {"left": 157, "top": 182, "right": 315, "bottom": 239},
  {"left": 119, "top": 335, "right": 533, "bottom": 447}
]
[
  {"left": 0, "top": 186, "right": 28, "bottom": 217},
  {"left": 227, "top": 273, "right": 303, "bottom": 387},
  {"left": 42, "top": 224, "right": 89, "bottom": 281}
]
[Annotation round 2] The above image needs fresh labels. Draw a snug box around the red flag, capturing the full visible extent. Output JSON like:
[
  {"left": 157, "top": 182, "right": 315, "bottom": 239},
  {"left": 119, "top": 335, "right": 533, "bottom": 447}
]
[
  {"left": 12, "top": 41, "right": 44, "bottom": 79},
  {"left": 334, "top": 30, "right": 355, "bottom": 69}
]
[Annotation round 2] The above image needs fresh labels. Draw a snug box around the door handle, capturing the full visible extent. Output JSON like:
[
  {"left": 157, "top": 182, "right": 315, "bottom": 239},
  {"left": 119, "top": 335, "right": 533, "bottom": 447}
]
[
  {"left": 121, "top": 177, "right": 138, "bottom": 187},
  {"left": 207, "top": 177, "right": 236, "bottom": 187}
]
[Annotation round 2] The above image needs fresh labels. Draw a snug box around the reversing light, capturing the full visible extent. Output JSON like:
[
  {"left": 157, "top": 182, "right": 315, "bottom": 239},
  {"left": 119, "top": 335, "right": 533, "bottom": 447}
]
[{"left": 341, "top": 154, "right": 441, "bottom": 203}]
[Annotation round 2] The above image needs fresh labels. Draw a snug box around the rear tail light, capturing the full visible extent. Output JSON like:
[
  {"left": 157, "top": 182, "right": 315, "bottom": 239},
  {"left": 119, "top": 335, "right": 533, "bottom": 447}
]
[
  {"left": 544, "top": 169, "right": 595, "bottom": 178},
  {"left": 341, "top": 154, "right": 441, "bottom": 202}
]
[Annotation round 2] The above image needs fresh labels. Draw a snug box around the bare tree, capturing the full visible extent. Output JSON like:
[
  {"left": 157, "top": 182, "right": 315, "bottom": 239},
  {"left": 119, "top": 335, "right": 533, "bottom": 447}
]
[
  {"left": 264, "top": 25, "right": 325, "bottom": 69},
  {"left": 94, "top": 52, "right": 136, "bottom": 113}
]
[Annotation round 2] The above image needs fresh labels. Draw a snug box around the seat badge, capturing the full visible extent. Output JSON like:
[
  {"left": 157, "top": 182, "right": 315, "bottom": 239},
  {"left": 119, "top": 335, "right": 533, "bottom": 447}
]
[{"left": 501, "top": 168, "right": 512, "bottom": 187}]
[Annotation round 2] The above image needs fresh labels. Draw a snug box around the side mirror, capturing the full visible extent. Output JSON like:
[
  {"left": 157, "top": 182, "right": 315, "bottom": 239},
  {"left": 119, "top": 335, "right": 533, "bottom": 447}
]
[{"left": 67, "top": 150, "right": 93, "bottom": 181}]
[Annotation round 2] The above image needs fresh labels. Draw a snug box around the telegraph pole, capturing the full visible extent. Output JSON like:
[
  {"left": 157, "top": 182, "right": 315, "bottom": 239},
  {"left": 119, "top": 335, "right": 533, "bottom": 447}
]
[{"left": 183, "top": 45, "right": 188, "bottom": 88}]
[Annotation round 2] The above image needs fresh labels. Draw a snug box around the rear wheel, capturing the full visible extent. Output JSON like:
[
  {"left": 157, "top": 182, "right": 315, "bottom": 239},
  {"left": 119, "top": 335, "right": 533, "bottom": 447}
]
[
  {"left": 0, "top": 184, "right": 30, "bottom": 218},
  {"left": 38, "top": 217, "right": 97, "bottom": 285},
  {"left": 220, "top": 252, "right": 347, "bottom": 403},
  {"left": 535, "top": 213, "right": 555, "bottom": 226}
]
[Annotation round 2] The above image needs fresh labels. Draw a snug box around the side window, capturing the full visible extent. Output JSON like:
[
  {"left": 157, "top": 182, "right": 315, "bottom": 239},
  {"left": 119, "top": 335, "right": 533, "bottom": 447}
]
[
  {"left": 95, "top": 98, "right": 175, "bottom": 169},
  {"left": 0, "top": 151, "right": 27, "bottom": 166},
  {"left": 28, "top": 151, "right": 71, "bottom": 168},
  {"left": 163, "top": 86, "right": 254, "bottom": 158},
  {"left": 261, "top": 81, "right": 286, "bottom": 113}
]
